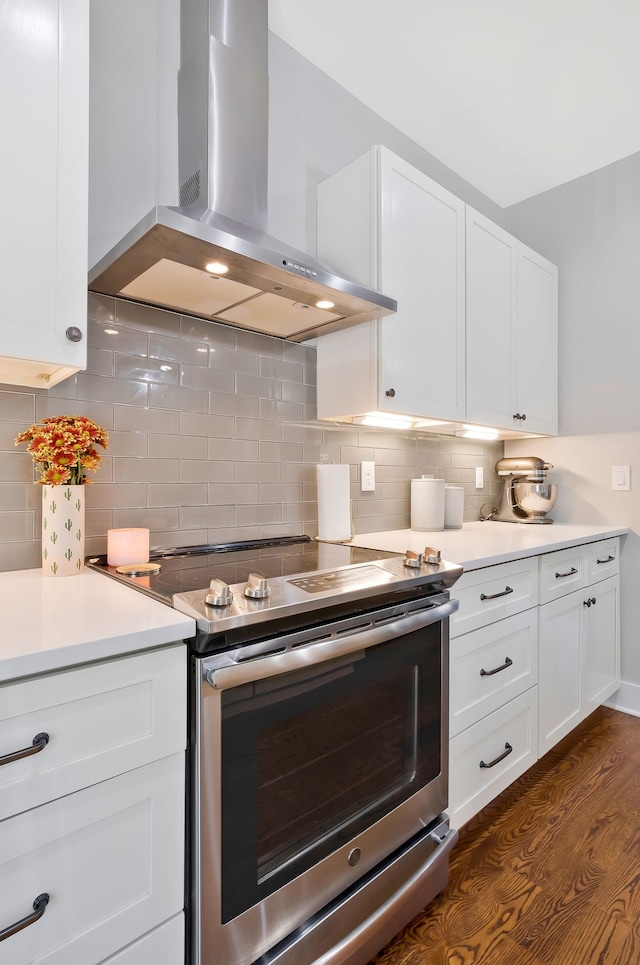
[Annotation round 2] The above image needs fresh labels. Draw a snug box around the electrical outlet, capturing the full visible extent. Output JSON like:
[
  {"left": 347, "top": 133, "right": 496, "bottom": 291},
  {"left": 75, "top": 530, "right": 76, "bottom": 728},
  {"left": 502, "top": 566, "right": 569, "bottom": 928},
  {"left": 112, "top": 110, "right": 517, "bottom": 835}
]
[
  {"left": 361, "top": 461, "right": 375, "bottom": 492},
  {"left": 612, "top": 465, "right": 631, "bottom": 491},
  {"left": 475, "top": 467, "right": 484, "bottom": 489}
]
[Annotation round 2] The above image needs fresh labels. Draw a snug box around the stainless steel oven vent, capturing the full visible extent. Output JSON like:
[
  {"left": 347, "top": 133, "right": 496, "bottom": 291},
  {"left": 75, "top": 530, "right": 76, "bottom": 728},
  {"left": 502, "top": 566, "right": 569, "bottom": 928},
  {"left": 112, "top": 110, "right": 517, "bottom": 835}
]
[{"left": 88, "top": 0, "right": 396, "bottom": 342}]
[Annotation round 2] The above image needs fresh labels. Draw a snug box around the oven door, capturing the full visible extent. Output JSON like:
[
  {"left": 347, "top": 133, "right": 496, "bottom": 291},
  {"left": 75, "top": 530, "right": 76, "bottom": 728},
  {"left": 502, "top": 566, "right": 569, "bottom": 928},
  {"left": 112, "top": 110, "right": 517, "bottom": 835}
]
[{"left": 193, "top": 592, "right": 457, "bottom": 965}]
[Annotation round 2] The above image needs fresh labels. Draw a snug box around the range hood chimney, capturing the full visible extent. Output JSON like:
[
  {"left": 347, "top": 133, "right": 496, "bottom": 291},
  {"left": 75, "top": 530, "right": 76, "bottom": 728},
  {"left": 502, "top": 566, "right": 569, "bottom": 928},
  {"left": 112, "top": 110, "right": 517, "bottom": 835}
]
[{"left": 88, "top": 0, "right": 396, "bottom": 341}]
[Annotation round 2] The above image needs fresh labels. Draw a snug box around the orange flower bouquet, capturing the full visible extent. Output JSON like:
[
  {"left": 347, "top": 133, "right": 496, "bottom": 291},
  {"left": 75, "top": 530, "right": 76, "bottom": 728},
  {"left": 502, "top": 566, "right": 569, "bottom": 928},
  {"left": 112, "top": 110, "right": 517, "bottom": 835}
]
[{"left": 15, "top": 415, "right": 109, "bottom": 485}]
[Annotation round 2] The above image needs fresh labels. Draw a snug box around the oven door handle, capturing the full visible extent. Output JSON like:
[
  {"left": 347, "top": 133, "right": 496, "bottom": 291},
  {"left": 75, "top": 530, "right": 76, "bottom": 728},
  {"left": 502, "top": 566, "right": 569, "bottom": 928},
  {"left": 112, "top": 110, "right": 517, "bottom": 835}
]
[{"left": 205, "top": 598, "right": 459, "bottom": 690}]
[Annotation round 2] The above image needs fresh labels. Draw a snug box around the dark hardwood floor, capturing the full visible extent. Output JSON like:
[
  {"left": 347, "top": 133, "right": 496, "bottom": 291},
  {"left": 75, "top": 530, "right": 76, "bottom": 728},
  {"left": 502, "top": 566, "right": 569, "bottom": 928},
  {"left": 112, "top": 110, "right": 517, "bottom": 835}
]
[{"left": 369, "top": 706, "right": 640, "bottom": 965}]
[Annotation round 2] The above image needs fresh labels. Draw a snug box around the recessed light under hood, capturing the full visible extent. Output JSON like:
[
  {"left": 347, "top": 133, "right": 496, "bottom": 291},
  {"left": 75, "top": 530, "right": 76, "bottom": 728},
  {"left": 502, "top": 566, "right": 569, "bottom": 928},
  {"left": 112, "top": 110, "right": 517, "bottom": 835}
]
[{"left": 88, "top": 0, "right": 396, "bottom": 341}]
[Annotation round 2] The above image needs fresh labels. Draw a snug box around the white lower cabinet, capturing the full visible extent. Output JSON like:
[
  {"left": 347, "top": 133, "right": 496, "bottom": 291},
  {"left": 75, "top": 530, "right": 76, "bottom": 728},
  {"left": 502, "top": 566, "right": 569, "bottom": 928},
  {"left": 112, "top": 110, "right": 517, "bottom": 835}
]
[
  {"left": 539, "top": 572, "right": 620, "bottom": 756},
  {"left": 450, "top": 608, "right": 538, "bottom": 738},
  {"left": 449, "top": 537, "right": 621, "bottom": 828},
  {"left": 0, "top": 754, "right": 184, "bottom": 965},
  {"left": 0, "top": 646, "right": 187, "bottom": 965},
  {"left": 449, "top": 688, "right": 538, "bottom": 829},
  {"left": 449, "top": 558, "right": 539, "bottom": 829}
]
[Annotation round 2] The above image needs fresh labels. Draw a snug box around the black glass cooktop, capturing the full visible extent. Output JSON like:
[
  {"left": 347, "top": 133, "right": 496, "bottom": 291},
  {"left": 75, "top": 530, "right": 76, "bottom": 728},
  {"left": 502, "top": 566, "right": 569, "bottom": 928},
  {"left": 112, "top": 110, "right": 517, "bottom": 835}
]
[{"left": 87, "top": 535, "right": 401, "bottom": 605}]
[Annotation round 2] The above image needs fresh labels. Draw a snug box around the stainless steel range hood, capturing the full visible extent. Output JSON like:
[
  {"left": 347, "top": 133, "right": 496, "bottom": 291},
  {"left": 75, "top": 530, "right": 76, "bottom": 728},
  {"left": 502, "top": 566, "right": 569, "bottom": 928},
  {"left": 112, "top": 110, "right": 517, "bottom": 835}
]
[{"left": 88, "top": 0, "right": 396, "bottom": 341}]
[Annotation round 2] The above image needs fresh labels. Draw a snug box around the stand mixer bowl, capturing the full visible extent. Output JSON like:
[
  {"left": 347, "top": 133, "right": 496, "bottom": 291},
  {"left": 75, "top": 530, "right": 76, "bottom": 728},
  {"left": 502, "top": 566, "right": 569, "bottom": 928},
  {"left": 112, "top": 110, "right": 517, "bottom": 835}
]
[{"left": 513, "top": 481, "right": 558, "bottom": 519}]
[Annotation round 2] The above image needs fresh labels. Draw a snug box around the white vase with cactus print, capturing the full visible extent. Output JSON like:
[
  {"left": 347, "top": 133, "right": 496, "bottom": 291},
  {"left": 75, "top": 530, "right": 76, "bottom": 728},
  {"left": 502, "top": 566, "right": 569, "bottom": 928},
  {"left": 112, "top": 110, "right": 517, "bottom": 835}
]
[{"left": 41, "top": 484, "right": 85, "bottom": 577}]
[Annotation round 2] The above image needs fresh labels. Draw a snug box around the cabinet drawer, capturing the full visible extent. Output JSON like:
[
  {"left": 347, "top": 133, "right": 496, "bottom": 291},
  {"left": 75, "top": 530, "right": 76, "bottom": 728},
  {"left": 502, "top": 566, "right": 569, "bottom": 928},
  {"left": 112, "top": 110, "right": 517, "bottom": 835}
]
[
  {"left": 0, "top": 754, "right": 184, "bottom": 965},
  {"left": 102, "top": 914, "right": 184, "bottom": 964},
  {"left": 0, "top": 646, "right": 186, "bottom": 821},
  {"left": 450, "top": 609, "right": 538, "bottom": 737},
  {"left": 584, "top": 538, "right": 619, "bottom": 584},
  {"left": 449, "top": 688, "right": 538, "bottom": 829},
  {"left": 450, "top": 557, "right": 538, "bottom": 637},
  {"left": 538, "top": 546, "right": 584, "bottom": 604}
]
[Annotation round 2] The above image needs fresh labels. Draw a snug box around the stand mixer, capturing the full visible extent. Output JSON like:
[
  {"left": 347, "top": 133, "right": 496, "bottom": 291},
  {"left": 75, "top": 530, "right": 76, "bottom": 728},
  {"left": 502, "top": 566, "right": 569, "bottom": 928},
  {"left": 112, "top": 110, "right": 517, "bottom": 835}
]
[{"left": 492, "top": 457, "right": 557, "bottom": 524}]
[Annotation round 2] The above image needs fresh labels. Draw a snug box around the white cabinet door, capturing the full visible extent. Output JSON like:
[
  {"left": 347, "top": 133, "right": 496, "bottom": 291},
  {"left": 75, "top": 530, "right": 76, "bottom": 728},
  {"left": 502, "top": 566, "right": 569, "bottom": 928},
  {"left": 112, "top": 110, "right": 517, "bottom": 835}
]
[
  {"left": 539, "top": 575, "right": 620, "bottom": 756},
  {"left": 450, "top": 608, "right": 538, "bottom": 738},
  {"left": 515, "top": 244, "right": 558, "bottom": 435},
  {"left": 465, "top": 208, "right": 518, "bottom": 429},
  {"left": 466, "top": 212, "right": 558, "bottom": 435},
  {"left": 538, "top": 590, "right": 582, "bottom": 756},
  {"left": 378, "top": 149, "right": 466, "bottom": 421},
  {"left": 449, "top": 688, "right": 538, "bottom": 829},
  {"left": 582, "top": 576, "right": 620, "bottom": 716},
  {"left": 0, "top": 0, "right": 88, "bottom": 388},
  {"left": 316, "top": 146, "right": 465, "bottom": 423},
  {"left": 0, "top": 646, "right": 186, "bottom": 821},
  {"left": 0, "top": 755, "right": 184, "bottom": 965}
]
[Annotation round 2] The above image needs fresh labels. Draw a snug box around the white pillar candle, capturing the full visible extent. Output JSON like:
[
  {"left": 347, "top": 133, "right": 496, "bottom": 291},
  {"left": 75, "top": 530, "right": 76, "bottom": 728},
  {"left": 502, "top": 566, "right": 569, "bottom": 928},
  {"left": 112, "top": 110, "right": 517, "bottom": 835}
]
[{"left": 107, "top": 528, "right": 150, "bottom": 566}]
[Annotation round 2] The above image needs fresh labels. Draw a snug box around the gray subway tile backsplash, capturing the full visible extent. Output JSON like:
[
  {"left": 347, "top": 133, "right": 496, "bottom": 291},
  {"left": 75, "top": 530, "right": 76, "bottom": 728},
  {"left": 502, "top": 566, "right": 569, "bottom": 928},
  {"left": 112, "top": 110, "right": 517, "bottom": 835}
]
[{"left": 0, "top": 297, "right": 503, "bottom": 569}]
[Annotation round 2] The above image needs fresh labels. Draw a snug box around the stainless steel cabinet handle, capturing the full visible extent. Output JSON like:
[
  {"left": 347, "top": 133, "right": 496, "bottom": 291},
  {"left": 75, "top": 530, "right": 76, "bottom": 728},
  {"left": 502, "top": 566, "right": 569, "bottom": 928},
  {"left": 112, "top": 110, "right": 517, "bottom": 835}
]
[
  {"left": 596, "top": 555, "right": 615, "bottom": 564},
  {"left": 555, "top": 567, "right": 578, "bottom": 578},
  {"left": 0, "top": 893, "right": 49, "bottom": 942},
  {"left": 480, "top": 586, "right": 513, "bottom": 601},
  {"left": 480, "top": 656, "right": 513, "bottom": 677},
  {"left": 0, "top": 732, "right": 49, "bottom": 767},
  {"left": 479, "top": 743, "right": 513, "bottom": 769}
]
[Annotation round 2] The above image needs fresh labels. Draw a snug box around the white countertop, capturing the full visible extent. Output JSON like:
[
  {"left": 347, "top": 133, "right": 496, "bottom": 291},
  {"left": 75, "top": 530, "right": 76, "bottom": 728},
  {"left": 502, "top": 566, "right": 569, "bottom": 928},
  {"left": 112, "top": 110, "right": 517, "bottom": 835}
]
[
  {"left": 0, "top": 568, "right": 195, "bottom": 683},
  {"left": 1, "top": 522, "right": 628, "bottom": 682},
  {"left": 350, "top": 521, "right": 629, "bottom": 570}
]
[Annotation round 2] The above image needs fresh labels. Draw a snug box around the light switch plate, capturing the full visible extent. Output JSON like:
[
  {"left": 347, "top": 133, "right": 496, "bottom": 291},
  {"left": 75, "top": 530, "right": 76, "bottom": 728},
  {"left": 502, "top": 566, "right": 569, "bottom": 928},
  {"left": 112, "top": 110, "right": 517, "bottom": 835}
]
[
  {"left": 612, "top": 465, "right": 631, "bottom": 491},
  {"left": 475, "top": 467, "right": 484, "bottom": 489},
  {"left": 361, "top": 461, "right": 375, "bottom": 492}
]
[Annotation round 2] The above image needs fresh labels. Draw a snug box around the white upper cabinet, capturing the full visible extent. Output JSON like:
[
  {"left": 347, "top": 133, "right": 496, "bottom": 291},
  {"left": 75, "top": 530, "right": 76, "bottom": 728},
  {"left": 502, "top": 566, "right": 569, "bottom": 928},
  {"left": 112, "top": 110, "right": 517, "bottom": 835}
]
[
  {"left": 465, "top": 208, "right": 518, "bottom": 429},
  {"left": 317, "top": 146, "right": 466, "bottom": 423},
  {"left": 515, "top": 243, "right": 558, "bottom": 435},
  {"left": 0, "top": 0, "right": 89, "bottom": 388},
  {"left": 317, "top": 148, "right": 558, "bottom": 437},
  {"left": 466, "top": 209, "right": 558, "bottom": 435}
]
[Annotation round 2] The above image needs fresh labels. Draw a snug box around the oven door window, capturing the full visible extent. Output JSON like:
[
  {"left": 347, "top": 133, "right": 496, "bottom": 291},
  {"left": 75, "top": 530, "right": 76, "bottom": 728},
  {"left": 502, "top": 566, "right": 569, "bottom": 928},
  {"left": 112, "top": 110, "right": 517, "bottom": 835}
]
[{"left": 220, "top": 621, "right": 442, "bottom": 922}]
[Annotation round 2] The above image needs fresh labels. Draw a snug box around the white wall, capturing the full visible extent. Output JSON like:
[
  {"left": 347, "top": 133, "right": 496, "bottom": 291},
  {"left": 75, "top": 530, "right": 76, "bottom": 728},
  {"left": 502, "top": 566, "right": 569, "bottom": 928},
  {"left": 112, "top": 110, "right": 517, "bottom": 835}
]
[
  {"left": 267, "top": 34, "right": 505, "bottom": 256},
  {"left": 504, "top": 153, "right": 640, "bottom": 705},
  {"left": 88, "top": 0, "right": 179, "bottom": 268}
]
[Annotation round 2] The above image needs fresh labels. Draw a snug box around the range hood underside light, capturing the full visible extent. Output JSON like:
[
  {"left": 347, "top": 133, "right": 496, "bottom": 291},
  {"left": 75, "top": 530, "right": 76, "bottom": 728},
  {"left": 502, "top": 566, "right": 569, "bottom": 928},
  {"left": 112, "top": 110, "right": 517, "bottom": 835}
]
[{"left": 88, "top": 213, "right": 397, "bottom": 341}]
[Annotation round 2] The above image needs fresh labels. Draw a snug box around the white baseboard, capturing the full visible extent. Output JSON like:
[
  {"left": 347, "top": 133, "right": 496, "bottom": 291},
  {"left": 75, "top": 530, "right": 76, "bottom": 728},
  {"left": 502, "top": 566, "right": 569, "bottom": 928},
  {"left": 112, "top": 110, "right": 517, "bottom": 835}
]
[{"left": 604, "top": 680, "right": 640, "bottom": 719}]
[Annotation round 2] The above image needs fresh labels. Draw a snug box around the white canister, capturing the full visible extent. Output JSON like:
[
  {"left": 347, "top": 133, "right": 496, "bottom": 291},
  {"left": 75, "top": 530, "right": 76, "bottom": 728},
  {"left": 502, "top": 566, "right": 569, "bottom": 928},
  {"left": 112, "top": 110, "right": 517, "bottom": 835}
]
[
  {"left": 410, "top": 477, "right": 445, "bottom": 532},
  {"left": 444, "top": 485, "right": 465, "bottom": 529}
]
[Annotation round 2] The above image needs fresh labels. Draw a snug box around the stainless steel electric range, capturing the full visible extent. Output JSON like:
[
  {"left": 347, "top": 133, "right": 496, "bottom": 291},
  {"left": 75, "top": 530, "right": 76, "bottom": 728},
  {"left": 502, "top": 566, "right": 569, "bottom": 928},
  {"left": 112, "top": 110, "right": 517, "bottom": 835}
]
[{"left": 88, "top": 535, "right": 462, "bottom": 965}]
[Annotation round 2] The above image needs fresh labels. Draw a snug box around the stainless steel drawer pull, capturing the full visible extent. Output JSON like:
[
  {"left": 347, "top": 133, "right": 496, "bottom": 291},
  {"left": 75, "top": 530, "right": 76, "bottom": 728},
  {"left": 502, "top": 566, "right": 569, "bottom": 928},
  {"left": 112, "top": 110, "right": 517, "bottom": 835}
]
[
  {"left": 480, "top": 586, "right": 513, "bottom": 601},
  {"left": 0, "top": 732, "right": 49, "bottom": 768},
  {"left": 479, "top": 743, "right": 513, "bottom": 769},
  {"left": 596, "top": 555, "right": 615, "bottom": 564},
  {"left": 480, "top": 657, "right": 513, "bottom": 677},
  {"left": 555, "top": 567, "right": 578, "bottom": 578},
  {"left": 0, "top": 893, "right": 49, "bottom": 942}
]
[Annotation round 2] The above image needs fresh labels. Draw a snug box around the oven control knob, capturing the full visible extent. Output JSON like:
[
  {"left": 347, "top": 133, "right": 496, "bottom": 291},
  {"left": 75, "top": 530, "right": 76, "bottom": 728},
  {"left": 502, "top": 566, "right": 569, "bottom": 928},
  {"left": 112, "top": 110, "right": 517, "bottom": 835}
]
[
  {"left": 403, "top": 551, "right": 424, "bottom": 568},
  {"left": 244, "top": 572, "right": 271, "bottom": 599},
  {"left": 424, "top": 547, "right": 442, "bottom": 565},
  {"left": 205, "top": 579, "right": 233, "bottom": 607}
]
